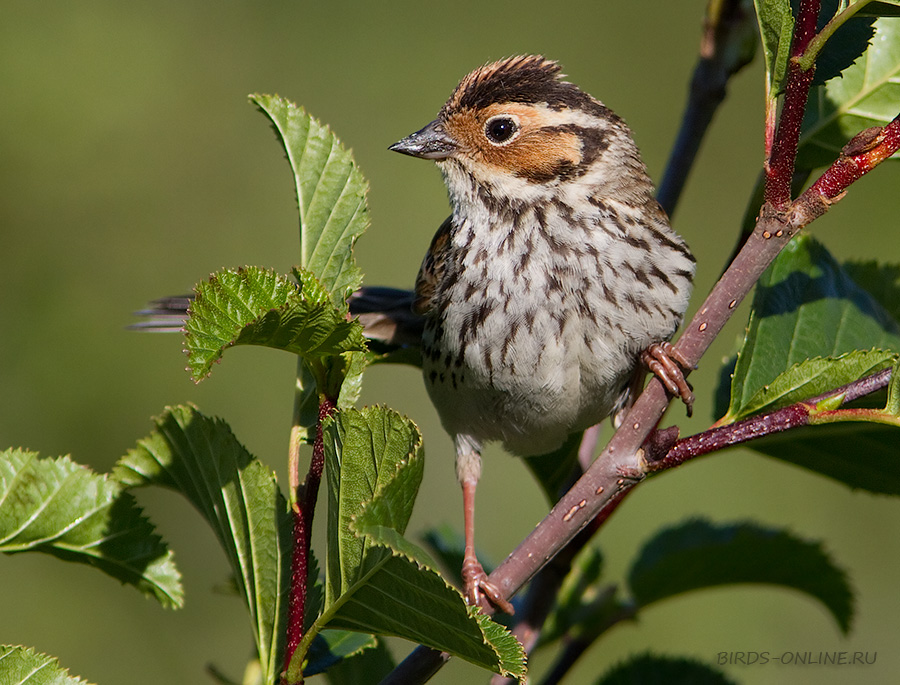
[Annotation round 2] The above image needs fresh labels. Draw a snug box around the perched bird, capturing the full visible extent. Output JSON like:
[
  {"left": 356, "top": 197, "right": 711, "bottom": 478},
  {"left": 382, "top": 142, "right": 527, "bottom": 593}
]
[
  {"left": 388, "top": 55, "right": 695, "bottom": 612},
  {"left": 133, "top": 55, "right": 695, "bottom": 613}
]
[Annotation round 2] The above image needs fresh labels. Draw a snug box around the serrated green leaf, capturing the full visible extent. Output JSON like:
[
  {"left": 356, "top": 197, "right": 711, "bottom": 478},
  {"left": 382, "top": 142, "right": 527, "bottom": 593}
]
[
  {"left": 113, "top": 406, "right": 290, "bottom": 685},
  {"left": 754, "top": 0, "right": 795, "bottom": 94},
  {"left": 250, "top": 94, "right": 367, "bottom": 304},
  {"left": 724, "top": 235, "right": 900, "bottom": 422},
  {"left": 752, "top": 422, "right": 900, "bottom": 493},
  {"left": 799, "top": 15, "right": 900, "bottom": 168},
  {"left": 812, "top": 1, "right": 877, "bottom": 86},
  {"left": 185, "top": 266, "right": 366, "bottom": 382},
  {"left": 596, "top": 653, "right": 736, "bottom": 685},
  {"left": 329, "top": 523, "right": 526, "bottom": 680},
  {"left": 304, "top": 630, "right": 378, "bottom": 677},
  {"left": 0, "top": 449, "right": 182, "bottom": 609},
  {"left": 295, "top": 406, "right": 525, "bottom": 681},
  {"left": 322, "top": 407, "right": 424, "bottom": 605},
  {"left": 628, "top": 519, "right": 853, "bottom": 633},
  {"left": 0, "top": 646, "right": 92, "bottom": 685},
  {"left": 734, "top": 349, "right": 896, "bottom": 419}
]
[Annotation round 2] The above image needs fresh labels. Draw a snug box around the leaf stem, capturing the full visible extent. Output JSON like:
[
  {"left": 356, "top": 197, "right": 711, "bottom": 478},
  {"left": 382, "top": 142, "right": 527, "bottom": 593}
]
[
  {"left": 798, "top": 0, "right": 876, "bottom": 71},
  {"left": 284, "top": 394, "right": 335, "bottom": 683},
  {"left": 811, "top": 407, "right": 900, "bottom": 426},
  {"left": 648, "top": 367, "right": 894, "bottom": 469}
]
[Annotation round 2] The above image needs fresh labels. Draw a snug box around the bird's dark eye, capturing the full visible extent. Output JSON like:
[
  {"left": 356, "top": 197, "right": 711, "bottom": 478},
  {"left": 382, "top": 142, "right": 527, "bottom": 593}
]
[{"left": 485, "top": 117, "right": 519, "bottom": 144}]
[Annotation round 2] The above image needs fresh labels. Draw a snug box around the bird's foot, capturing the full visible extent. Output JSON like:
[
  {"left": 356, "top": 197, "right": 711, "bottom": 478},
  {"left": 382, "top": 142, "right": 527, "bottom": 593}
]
[
  {"left": 462, "top": 556, "right": 514, "bottom": 615},
  {"left": 641, "top": 342, "right": 694, "bottom": 416}
]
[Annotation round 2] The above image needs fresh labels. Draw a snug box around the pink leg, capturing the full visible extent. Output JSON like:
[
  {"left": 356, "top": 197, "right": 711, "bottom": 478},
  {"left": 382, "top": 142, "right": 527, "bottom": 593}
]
[{"left": 460, "top": 477, "right": 515, "bottom": 615}]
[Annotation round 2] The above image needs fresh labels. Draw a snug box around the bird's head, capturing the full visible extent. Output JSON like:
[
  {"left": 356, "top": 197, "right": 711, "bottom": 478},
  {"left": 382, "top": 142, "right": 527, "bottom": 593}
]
[{"left": 390, "top": 55, "right": 649, "bottom": 206}]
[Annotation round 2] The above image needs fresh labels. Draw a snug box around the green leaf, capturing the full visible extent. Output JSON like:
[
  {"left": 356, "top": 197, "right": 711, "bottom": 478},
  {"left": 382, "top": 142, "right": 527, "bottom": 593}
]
[
  {"left": 844, "top": 260, "right": 900, "bottom": 323},
  {"left": 324, "top": 638, "right": 395, "bottom": 685},
  {"left": 294, "top": 406, "right": 525, "bottom": 681},
  {"left": 715, "top": 257, "right": 900, "bottom": 495},
  {"left": 751, "top": 422, "right": 900, "bottom": 493},
  {"left": 113, "top": 406, "right": 290, "bottom": 685},
  {"left": 812, "top": 1, "right": 877, "bottom": 86},
  {"left": 334, "top": 523, "right": 526, "bottom": 680},
  {"left": 304, "top": 630, "right": 378, "bottom": 677},
  {"left": 732, "top": 349, "right": 896, "bottom": 420},
  {"left": 754, "top": 0, "right": 795, "bottom": 94},
  {"left": 0, "top": 646, "right": 92, "bottom": 685},
  {"left": 0, "top": 449, "right": 182, "bottom": 609},
  {"left": 628, "top": 519, "right": 853, "bottom": 633},
  {"left": 322, "top": 407, "right": 424, "bottom": 605},
  {"left": 799, "top": 15, "right": 900, "bottom": 169},
  {"left": 860, "top": 2, "right": 900, "bottom": 19},
  {"left": 724, "top": 235, "right": 900, "bottom": 422},
  {"left": 251, "top": 94, "right": 367, "bottom": 304},
  {"left": 596, "top": 653, "right": 736, "bottom": 685},
  {"left": 184, "top": 266, "right": 366, "bottom": 382}
]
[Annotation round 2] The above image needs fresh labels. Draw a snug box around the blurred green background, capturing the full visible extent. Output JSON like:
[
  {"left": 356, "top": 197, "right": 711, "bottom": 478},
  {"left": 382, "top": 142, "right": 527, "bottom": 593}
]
[{"left": 2, "top": 2, "right": 899, "bottom": 683}]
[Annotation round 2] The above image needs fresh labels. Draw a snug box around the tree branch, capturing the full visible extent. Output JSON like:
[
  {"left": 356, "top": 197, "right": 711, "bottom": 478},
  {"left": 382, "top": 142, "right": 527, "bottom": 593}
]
[
  {"left": 383, "top": 4, "right": 900, "bottom": 682},
  {"left": 657, "top": 0, "right": 757, "bottom": 217}
]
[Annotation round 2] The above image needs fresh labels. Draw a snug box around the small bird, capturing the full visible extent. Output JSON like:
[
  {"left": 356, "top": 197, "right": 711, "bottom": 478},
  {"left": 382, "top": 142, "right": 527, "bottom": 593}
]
[{"left": 389, "top": 55, "right": 695, "bottom": 612}]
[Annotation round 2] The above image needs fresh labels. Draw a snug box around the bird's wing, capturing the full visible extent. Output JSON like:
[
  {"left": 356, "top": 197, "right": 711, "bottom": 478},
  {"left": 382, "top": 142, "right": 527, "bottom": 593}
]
[{"left": 413, "top": 215, "right": 453, "bottom": 316}]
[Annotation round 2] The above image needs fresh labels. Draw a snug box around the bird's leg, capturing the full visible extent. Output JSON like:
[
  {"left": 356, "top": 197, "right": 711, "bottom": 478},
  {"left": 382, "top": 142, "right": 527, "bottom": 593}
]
[
  {"left": 641, "top": 341, "right": 695, "bottom": 416},
  {"left": 456, "top": 440, "right": 515, "bottom": 615}
]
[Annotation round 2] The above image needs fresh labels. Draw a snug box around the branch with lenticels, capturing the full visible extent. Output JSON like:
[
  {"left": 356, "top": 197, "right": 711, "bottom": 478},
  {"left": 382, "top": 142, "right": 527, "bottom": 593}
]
[
  {"left": 382, "top": 1, "right": 900, "bottom": 681},
  {"left": 483, "top": 111, "right": 900, "bottom": 638}
]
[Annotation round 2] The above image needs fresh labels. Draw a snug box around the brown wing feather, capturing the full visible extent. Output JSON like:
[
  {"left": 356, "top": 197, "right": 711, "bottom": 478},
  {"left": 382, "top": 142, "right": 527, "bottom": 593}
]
[{"left": 413, "top": 215, "right": 453, "bottom": 316}]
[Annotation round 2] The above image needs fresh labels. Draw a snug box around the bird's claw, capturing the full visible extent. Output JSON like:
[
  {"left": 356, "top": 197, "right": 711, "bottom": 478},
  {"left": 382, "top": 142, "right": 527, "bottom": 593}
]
[
  {"left": 641, "top": 342, "right": 694, "bottom": 416},
  {"left": 462, "top": 556, "right": 515, "bottom": 615}
]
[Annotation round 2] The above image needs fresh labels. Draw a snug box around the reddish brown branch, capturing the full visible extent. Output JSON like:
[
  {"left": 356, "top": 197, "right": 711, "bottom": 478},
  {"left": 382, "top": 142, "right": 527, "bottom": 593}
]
[
  {"left": 764, "top": 0, "right": 820, "bottom": 208},
  {"left": 382, "top": 5, "right": 898, "bottom": 682},
  {"left": 657, "top": 0, "right": 757, "bottom": 217},
  {"left": 284, "top": 395, "right": 335, "bottom": 682},
  {"left": 808, "top": 114, "right": 900, "bottom": 193},
  {"left": 651, "top": 366, "right": 894, "bottom": 470}
]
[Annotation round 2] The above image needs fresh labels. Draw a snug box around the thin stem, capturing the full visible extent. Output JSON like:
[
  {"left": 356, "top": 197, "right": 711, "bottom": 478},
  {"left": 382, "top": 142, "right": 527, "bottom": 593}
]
[
  {"left": 812, "top": 407, "right": 900, "bottom": 427},
  {"left": 764, "top": 0, "right": 820, "bottom": 208},
  {"left": 283, "top": 394, "right": 335, "bottom": 683},
  {"left": 798, "top": 0, "right": 876, "bottom": 71}
]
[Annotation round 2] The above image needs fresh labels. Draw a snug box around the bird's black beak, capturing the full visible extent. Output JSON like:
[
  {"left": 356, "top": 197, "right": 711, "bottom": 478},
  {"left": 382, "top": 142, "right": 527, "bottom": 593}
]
[{"left": 389, "top": 120, "right": 457, "bottom": 160}]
